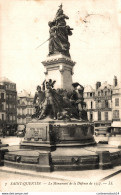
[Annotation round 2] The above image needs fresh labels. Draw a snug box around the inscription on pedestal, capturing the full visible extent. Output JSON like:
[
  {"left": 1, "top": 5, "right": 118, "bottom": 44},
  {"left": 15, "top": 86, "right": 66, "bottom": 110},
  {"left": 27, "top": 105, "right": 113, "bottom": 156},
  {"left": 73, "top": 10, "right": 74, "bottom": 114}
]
[{"left": 25, "top": 125, "right": 47, "bottom": 141}]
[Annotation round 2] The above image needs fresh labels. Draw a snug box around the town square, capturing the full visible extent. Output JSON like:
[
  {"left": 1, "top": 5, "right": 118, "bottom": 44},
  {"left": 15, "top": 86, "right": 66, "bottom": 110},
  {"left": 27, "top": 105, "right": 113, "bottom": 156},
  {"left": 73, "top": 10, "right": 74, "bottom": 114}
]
[{"left": 0, "top": 0, "right": 121, "bottom": 193}]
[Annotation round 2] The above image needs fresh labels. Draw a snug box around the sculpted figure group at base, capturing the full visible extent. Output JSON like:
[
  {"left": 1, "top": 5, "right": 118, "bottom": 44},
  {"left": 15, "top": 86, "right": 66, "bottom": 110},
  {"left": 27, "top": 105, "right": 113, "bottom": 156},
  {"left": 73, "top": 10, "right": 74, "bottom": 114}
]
[
  {"left": 32, "top": 80, "right": 88, "bottom": 121},
  {"left": 48, "top": 4, "right": 73, "bottom": 57}
]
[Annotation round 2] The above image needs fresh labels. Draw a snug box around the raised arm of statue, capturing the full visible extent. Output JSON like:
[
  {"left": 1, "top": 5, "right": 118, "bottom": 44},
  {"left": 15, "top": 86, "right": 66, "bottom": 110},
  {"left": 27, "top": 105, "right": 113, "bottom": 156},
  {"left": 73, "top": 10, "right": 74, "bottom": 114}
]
[{"left": 64, "top": 14, "right": 69, "bottom": 19}]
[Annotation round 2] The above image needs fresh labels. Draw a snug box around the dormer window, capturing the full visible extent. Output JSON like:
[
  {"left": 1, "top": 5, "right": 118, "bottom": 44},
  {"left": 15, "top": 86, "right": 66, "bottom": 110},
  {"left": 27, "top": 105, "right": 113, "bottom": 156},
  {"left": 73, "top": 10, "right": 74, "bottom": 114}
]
[{"left": 105, "top": 91, "right": 107, "bottom": 96}]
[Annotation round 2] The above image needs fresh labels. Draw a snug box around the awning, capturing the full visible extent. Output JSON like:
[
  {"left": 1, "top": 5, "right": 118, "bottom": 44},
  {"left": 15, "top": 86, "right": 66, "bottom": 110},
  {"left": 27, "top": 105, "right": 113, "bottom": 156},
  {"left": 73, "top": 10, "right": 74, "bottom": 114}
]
[{"left": 111, "top": 121, "right": 121, "bottom": 127}]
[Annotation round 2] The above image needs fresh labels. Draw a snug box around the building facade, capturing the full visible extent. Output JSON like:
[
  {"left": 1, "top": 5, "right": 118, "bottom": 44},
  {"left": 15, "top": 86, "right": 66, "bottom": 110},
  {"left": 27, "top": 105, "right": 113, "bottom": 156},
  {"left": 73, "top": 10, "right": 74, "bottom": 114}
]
[
  {"left": 0, "top": 77, "right": 17, "bottom": 134},
  {"left": 84, "top": 76, "right": 118, "bottom": 128},
  {"left": 94, "top": 81, "right": 113, "bottom": 127},
  {"left": 0, "top": 84, "right": 6, "bottom": 132},
  {"left": 84, "top": 85, "right": 95, "bottom": 121},
  {"left": 112, "top": 83, "right": 121, "bottom": 122},
  {"left": 17, "top": 90, "right": 34, "bottom": 125}
]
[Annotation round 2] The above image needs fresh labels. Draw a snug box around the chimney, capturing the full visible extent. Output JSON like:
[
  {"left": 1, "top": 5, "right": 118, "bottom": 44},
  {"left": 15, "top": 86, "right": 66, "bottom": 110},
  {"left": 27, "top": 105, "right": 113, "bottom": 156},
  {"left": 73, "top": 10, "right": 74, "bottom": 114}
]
[
  {"left": 113, "top": 76, "right": 117, "bottom": 87},
  {"left": 96, "top": 82, "right": 101, "bottom": 90}
]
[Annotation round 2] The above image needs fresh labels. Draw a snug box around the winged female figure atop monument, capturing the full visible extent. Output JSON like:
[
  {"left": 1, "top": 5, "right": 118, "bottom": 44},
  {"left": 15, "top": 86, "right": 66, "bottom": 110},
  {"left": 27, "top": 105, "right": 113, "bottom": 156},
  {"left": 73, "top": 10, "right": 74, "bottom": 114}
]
[{"left": 48, "top": 4, "right": 73, "bottom": 57}]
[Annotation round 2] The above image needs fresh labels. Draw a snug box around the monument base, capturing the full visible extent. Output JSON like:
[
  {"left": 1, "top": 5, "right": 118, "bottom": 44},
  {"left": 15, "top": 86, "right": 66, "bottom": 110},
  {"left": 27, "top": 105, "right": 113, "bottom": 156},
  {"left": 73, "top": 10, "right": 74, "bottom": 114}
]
[
  {"left": 2, "top": 119, "right": 121, "bottom": 172},
  {"left": 3, "top": 145, "right": 121, "bottom": 172},
  {"left": 0, "top": 139, "right": 9, "bottom": 166},
  {"left": 20, "top": 119, "right": 95, "bottom": 151}
]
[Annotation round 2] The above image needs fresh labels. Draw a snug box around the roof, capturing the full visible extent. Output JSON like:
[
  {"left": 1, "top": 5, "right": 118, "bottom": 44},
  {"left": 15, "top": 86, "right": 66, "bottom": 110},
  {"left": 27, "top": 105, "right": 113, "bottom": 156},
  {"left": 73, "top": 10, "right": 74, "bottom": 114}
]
[
  {"left": 0, "top": 77, "right": 14, "bottom": 84},
  {"left": 111, "top": 121, "right": 121, "bottom": 127},
  {"left": 98, "top": 82, "right": 113, "bottom": 91},
  {"left": 18, "top": 89, "right": 33, "bottom": 98},
  {"left": 84, "top": 85, "right": 95, "bottom": 93}
]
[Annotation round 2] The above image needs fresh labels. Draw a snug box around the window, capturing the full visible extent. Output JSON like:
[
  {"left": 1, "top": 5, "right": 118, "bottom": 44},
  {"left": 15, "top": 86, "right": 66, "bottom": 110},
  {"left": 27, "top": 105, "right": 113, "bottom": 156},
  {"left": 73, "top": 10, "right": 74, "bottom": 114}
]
[
  {"left": 0, "top": 103, "right": 4, "bottom": 110},
  {"left": 10, "top": 115, "right": 12, "bottom": 121},
  {"left": 98, "top": 111, "right": 101, "bottom": 120},
  {"left": 17, "top": 100, "right": 20, "bottom": 104},
  {"left": 27, "top": 109, "right": 29, "bottom": 114},
  {"left": 105, "top": 112, "right": 108, "bottom": 120},
  {"left": 96, "top": 101, "right": 100, "bottom": 109},
  {"left": 113, "top": 110, "right": 119, "bottom": 119},
  {"left": 105, "top": 91, "right": 107, "bottom": 96},
  {"left": 101, "top": 90, "right": 103, "bottom": 94},
  {"left": 30, "top": 109, "right": 32, "bottom": 115},
  {"left": 115, "top": 98, "right": 119, "bottom": 106},
  {"left": 2, "top": 114, "right": 4, "bottom": 121},
  {"left": 1, "top": 93, "right": 4, "bottom": 99},
  {"left": 90, "top": 93, "right": 92, "bottom": 97},
  {"left": 105, "top": 100, "right": 108, "bottom": 108},
  {"left": 90, "top": 112, "right": 93, "bottom": 120},
  {"left": 102, "top": 100, "right": 105, "bottom": 108},
  {"left": 98, "top": 101, "right": 101, "bottom": 108},
  {"left": 2, "top": 103, "right": 4, "bottom": 110},
  {"left": 91, "top": 101, "right": 93, "bottom": 109},
  {"left": 98, "top": 92, "right": 100, "bottom": 96}
]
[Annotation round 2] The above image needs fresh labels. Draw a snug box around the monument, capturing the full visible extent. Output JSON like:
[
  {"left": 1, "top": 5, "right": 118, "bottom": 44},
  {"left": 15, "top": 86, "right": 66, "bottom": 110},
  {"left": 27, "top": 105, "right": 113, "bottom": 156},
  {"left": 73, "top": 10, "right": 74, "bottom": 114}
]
[
  {"left": 42, "top": 4, "right": 75, "bottom": 90},
  {"left": 3, "top": 5, "right": 121, "bottom": 172}
]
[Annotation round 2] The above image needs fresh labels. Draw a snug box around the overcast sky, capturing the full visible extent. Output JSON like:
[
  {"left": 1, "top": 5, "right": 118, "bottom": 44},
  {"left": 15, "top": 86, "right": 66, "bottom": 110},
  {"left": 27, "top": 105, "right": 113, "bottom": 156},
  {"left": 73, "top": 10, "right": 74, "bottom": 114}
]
[{"left": 0, "top": 0, "right": 121, "bottom": 94}]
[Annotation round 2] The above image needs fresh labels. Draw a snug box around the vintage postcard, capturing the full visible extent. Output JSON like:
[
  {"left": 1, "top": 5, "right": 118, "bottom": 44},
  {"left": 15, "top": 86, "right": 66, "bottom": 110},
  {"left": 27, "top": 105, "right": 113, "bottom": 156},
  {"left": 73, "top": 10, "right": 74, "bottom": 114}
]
[{"left": 0, "top": 0, "right": 121, "bottom": 193}]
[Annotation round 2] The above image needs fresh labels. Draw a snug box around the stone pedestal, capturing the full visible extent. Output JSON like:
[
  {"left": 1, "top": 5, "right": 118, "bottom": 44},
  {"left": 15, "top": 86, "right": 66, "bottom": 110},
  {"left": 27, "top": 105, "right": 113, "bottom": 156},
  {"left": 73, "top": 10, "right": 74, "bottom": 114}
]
[
  {"left": 42, "top": 54, "right": 75, "bottom": 90},
  {"left": 0, "top": 149, "right": 8, "bottom": 166},
  {"left": 96, "top": 151, "right": 112, "bottom": 169},
  {"left": 36, "top": 152, "right": 52, "bottom": 172},
  {"left": 20, "top": 120, "right": 95, "bottom": 150}
]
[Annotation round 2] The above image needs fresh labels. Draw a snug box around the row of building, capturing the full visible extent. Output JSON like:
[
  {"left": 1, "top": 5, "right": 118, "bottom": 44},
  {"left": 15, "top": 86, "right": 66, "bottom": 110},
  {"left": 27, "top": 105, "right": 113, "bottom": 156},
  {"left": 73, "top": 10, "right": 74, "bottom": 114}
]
[
  {"left": 0, "top": 78, "right": 34, "bottom": 134},
  {"left": 84, "top": 76, "right": 121, "bottom": 127},
  {"left": 0, "top": 76, "right": 121, "bottom": 133}
]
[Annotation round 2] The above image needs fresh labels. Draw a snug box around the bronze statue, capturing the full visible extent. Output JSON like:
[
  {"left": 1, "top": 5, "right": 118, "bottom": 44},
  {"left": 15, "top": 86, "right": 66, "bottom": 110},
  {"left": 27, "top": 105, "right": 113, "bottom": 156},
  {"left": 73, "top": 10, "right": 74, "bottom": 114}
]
[
  {"left": 32, "top": 80, "right": 88, "bottom": 121},
  {"left": 71, "top": 83, "right": 88, "bottom": 121},
  {"left": 48, "top": 4, "right": 73, "bottom": 57},
  {"left": 37, "top": 80, "right": 63, "bottom": 120},
  {"left": 32, "top": 85, "right": 45, "bottom": 118}
]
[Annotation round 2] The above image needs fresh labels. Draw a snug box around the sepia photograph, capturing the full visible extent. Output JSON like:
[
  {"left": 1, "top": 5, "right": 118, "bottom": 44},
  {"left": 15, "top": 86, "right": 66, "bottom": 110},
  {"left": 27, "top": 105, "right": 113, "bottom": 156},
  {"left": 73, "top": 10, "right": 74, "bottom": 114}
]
[{"left": 0, "top": 0, "right": 121, "bottom": 193}]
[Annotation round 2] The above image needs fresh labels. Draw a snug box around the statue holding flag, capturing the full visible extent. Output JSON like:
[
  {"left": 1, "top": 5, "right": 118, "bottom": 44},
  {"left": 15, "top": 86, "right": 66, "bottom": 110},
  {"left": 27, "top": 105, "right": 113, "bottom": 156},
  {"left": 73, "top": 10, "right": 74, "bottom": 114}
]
[{"left": 48, "top": 4, "right": 73, "bottom": 57}]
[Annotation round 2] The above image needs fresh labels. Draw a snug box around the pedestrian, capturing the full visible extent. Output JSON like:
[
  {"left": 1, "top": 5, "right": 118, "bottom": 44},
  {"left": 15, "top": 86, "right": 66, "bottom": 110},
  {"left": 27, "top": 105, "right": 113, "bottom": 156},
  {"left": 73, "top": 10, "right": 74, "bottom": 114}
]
[{"left": 2, "top": 124, "right": 6, "bottom": 138}]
